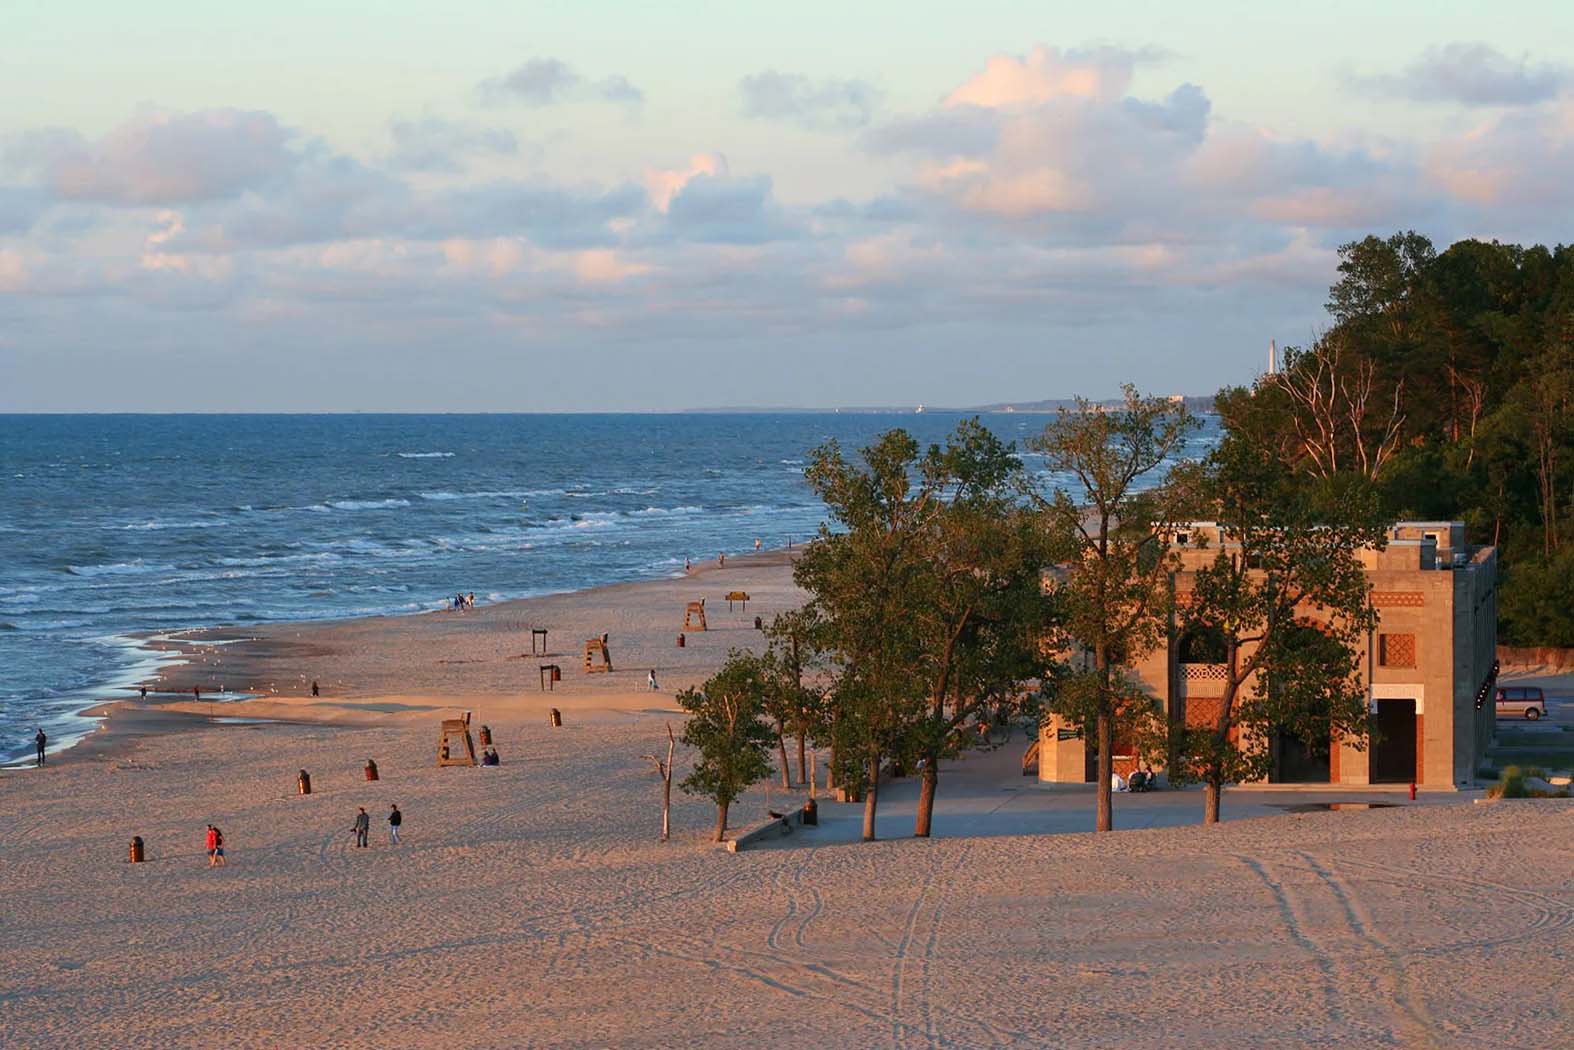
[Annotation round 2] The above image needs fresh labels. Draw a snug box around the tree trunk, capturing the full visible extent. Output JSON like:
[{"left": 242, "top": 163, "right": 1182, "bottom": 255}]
[
  {"left": 913, "top": 751, "right": 938, "bottom": 837},
  {"left": 1204, "top": 778, "right": 1221, "bottom": 824},
  {"left": 1095, "top": 707, "right": 1114, "bottom": 833},
  {"left": 861, "top": 754, "right": 879, "bottom": 841},
  {"left": 796, "top": 730, "right": 807, "bottom": 786},
  {"left": 827, "top": 740, "right": 838, "bottom": 791},
  {"left": 661, "top": 775, "right": 671, "bottom": 842},
  {"left": 777, "top": 729, "right": 791, "bottom": 789},
  {"left": 714, "top": 801, "right": 729, "bottom": 843}
]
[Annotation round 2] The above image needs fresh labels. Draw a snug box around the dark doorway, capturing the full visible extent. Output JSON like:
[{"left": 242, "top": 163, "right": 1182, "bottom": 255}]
[
  {"left": 1370, "top": 699, "right": 1417, "bottom": 783},
  {"left": 1271, "top": 730, "right": 1331, "bottom": 783}
]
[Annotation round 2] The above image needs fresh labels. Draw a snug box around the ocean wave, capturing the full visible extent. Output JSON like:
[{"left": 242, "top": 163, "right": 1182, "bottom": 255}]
[
  {"left": 630, "top": 505, "right": 703, "bottom": 517},
  {"left": 115, "top": 519, "right": 225, "bottom": 531},
  {"left": 320, "top": 499, "right": 413, "bottom": 511},
  {"left": 63, "top": 561, "right": 164, "bottom": 578},
  {"left": 396, "top": 451, "right": 454, "bottom": 459},
  {"left": 418, "top": 490, "right": 533, "bottom": 502}
]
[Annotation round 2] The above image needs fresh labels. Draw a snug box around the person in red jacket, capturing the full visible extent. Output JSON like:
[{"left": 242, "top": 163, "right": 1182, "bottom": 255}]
[{"left": 205, "top": 825, "right": 219, "bottom": 867}]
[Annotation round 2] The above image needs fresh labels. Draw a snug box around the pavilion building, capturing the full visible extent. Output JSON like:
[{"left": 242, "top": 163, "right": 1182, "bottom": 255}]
[{"left": 1037, "top": 521, "right": 1498, "bottom": 789}]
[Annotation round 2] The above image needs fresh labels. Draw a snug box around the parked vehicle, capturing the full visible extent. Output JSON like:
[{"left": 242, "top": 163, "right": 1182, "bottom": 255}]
[{"left": 1495, "top": 686, "right": 1548, "bottom": 721}]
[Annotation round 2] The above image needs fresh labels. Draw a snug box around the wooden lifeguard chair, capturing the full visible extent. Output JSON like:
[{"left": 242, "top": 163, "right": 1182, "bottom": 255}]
[
  {"left": 437, "top": 712, "right": 478, "bottom": 767},
  {"left": 683, "top": 599, "right": 708, "bottom": 631},
  {"left": 583, "top": 633, "right": 613, "bottom": 674}
]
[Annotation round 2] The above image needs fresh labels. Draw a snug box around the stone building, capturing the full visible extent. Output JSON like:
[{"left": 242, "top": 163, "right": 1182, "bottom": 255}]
[{"left": 1038, "top": 521, "right": 1498, "bottom": 789}]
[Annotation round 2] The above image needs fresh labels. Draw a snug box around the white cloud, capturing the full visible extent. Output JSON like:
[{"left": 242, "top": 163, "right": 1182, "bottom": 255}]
[
  {"left": 739, "top": 71, "right": 881, "bottom": 129},
  {"left": 479, "top": 59, "right": 644, "bottom": 107},
  {"left": 1351, "top": 43, "right": 1572, "bottom": 106},
  {"left": 643, "top": 153, "right": 729, "bottom": 212},
  {"left": 387, "top": 117, "right": 519, "bottom": 172},
  {"left": 4, "top": 109, "right": 295, "bottom": 205}
]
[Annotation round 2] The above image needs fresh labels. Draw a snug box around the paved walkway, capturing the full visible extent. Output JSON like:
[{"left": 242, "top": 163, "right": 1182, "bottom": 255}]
[{"left": 769, "top": 736, "right": 1482, "bottom": 846}]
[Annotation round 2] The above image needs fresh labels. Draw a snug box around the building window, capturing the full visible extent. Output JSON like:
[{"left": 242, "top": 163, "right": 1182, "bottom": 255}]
[{"left": 1379, "top": 633, "right": 1416, "bottom": 668}]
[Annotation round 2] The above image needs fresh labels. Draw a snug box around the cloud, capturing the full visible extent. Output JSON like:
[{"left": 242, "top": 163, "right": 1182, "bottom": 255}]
[
  {"left": 664, "top": 173, "right": 788, "bottom": 244},
  {"left": 479, "top": 59, "right": 644, "bottom": 106},
  {"left": 739, "top": 70, "right": 881, "bottom": 129},
  {"left": 3, "top": 109, "right": 295, "bottom": 205},
  {"left": 1424, "top": 98, "right": 1574, "bottom": 217},
  {"left": 943, "top": 45, "right": 1164, "bottom": 108},
  {"left": 1351, "top": 43, "right": 1572, "bottom": 106},
  {"left": 387, "top": 117, "right": 519, "bottom": 172},
  {"left": 643, "top": 153, "right": 729, "bottom": 212}
]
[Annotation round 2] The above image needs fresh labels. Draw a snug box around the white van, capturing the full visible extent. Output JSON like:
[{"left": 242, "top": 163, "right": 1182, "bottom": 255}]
[{"left": 1495, "top": 686, "right": 1548, "bottom": 721}]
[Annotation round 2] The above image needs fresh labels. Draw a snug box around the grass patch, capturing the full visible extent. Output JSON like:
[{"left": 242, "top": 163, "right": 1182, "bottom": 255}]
[{"left": 1485, "top": 763, "right": 1572, "bottom": 799}]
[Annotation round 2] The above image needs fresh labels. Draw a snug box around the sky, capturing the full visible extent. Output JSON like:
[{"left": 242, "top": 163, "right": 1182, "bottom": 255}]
[{"left": 3, "top": 0, "right": 1573, "bottom": 411}]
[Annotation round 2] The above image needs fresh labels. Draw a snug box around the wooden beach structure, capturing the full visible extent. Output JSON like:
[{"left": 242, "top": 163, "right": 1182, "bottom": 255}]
[{"left": 438, "top": 712, "right": 478, "bottom": 767}]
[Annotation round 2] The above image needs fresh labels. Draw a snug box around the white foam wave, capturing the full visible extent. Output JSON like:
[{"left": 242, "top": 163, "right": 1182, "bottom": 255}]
[
  {"left": 397, "top": 451, "right": 454, "bottom": 459},
  {"left": 418, "top": 490, "right": 533, "bottom": 502},
  {"left": 116, "top": 519, "right": 225, "bottom": 531},
  {"left": 64, "top": 561, "right": 163, "bottom": 578},
  {"left": 322, "top": 499, "right": 413, "bottom": 511}
]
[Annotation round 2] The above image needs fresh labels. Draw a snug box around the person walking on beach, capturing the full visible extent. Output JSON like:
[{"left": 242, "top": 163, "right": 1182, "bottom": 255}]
[
  {"left": 351, "top": 807, "right": 370, "bottom": 848},
  {"left": 388, "top": 804, "right": 402, "bottom": 845},
  {"left": 33, "top": 728, "right": 46, "bottom": 766},
  {"left": 648, "top": 669, "right": 659, "bottom": 691},
  {"left": 206, "top": 825, "right": 227, "bottom": 866}
]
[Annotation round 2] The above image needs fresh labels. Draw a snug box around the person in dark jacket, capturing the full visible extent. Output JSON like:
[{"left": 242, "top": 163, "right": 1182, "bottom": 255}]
[
  {"left": 34, "top": 728, "right": 46, "bottom": 766},
  {"left": 388, "top": 804, "right": 402, "bottom": 845},
  {"left": 352, "top": 807, "right": 370, "bottom": 848}
]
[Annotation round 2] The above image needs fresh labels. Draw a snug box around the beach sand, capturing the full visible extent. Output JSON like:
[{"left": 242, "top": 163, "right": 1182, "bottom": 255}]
[{"left": 2, "top": 551, "right": 1571, "bottom": 1048}]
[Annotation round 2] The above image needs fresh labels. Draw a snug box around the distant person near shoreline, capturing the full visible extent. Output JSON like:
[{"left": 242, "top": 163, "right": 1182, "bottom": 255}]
[{"left": 34, "top": 728, "right": 46, "bottom": 766}]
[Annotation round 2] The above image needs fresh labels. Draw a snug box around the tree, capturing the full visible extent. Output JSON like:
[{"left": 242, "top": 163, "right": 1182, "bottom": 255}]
[
  {"left": 641, "top": 723, "right": 677, "bottom": 842},
  {"left": 796, "top": 422, "right": 1052, "bottom": 840},
  {"left": 677, "top": 652, "right": 776, "bottom": 842},
  {"left": 1025, "top": 387, "right": 1195, "bottom": 833},
  {"left": 905, "top": 420, "right": 1055, "bottom": 837},
  {"left": 796, "top": 429, "right": 945, "bottom": 841},
  {"left": 1168, "top": 437, "right": 1387, "bottom": 823},
  {"left": 761, "top": 609, "right": 828, "bottom": 788}
]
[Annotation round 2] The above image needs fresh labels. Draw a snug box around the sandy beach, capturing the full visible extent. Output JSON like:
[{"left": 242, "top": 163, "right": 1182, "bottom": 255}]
[{"left": 2, "top": 551, "right": 1571, "bottom": 1048}]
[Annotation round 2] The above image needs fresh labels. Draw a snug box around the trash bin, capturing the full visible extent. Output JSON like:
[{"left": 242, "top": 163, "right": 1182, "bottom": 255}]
[
  {"left": 754, "top": 616, "right": 763, "bottom": 630},
  {"left": 801, "top": 799, "right": 818, "bottom": 826},
  {"left": 551, "top": 666, "right": 562, "bottom": 683},
  {"left": 364, "top": 758, "right": 379, "bottom": 781},
  {"left": 129, "top": 836, "right": 145, "bottom": 863},
  {"left": 297, "top": 769, "right": 312, "bottom": 795},
  {"left": 549, "top": 708, "right": 563, "bottom": 728},
  {"left": 677, "top": 632, "right": 686, "bottom": 648},
  {"left": 479, "top": 725, "right": 492, "bottom": 746}
]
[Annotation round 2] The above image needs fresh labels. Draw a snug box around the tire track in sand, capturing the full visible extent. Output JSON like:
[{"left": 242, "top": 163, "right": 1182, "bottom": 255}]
[
  {"left": 1235, "top": 855, "right": 1346, "bottom": 1027},
  {"left": 1294, "top": 851, "right": 1439, "bottom": 1049}
]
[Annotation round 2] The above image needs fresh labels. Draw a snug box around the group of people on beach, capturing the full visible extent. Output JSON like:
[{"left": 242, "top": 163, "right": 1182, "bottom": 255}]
[
  {"left": 348, "top": 804, "right": 402, "bottom": 847},
  {"left": 450, "top": 592, "right": 477, "bottom": 611}
]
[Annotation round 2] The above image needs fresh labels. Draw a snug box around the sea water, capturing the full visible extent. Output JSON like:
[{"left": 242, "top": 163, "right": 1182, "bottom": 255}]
[{"left": 0, "top": 412, "right": 1218, "bottom": 761}]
